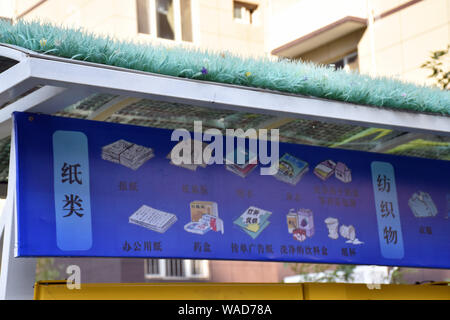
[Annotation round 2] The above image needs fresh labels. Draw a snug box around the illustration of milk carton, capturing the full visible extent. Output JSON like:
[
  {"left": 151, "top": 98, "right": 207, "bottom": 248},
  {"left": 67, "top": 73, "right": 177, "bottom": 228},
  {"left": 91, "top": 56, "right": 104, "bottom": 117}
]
[
  {"left": 335, "top": 162, "right": 352, "bottom": 183},
  {"left": 297, "top": 209, "right": 315, "bottom": 238}
]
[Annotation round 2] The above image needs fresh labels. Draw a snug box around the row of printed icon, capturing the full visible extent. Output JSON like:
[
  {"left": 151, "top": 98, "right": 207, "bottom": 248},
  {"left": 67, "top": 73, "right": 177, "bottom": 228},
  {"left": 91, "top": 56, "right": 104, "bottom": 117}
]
[
  {"left": 101, "top": 139, "right": 353, "bottom": 185},
  {"left": 128, "top": 190, "right": 443, "bottom": 241},
  {"left": 128, "top": 201, "right": 364, "bottom": 245}
]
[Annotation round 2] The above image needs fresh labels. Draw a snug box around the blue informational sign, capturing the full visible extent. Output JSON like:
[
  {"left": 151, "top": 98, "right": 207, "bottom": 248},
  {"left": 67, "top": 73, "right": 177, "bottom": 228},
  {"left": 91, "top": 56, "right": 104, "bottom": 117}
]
[{"left": 13, "top": 112, "right": 450, "bottom": 268}]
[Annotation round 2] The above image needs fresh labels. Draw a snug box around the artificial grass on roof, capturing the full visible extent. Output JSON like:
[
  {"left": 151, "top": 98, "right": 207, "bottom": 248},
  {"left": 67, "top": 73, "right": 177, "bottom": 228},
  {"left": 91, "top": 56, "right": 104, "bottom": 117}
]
[{"left": 1, "top": 20, "right": 449, "bottom": 116}]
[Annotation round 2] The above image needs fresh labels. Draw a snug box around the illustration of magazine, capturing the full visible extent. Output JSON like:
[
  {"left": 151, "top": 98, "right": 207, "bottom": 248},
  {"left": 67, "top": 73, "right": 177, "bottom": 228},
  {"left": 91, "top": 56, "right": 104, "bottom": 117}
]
[
  {"left": 129, "top": 205, "right": 177, "bottom": 233},
  {"left": 233, "top": 206, "right": 272, "bottom": 239}
]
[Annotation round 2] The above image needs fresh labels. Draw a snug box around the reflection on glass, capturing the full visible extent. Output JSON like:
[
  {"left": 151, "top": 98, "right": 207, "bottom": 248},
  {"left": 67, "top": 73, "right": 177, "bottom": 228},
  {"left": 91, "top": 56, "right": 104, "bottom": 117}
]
[{"left": 157, "top": 0, "right": 175, "bottom": 40}]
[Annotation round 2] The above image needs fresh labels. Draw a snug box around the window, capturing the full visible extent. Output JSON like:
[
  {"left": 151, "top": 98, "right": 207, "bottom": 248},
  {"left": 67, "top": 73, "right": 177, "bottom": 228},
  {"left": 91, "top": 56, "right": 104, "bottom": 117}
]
[
  {"left": 233, "top": 1, "right": 258, "bottom": 24},
  {"left": 145, "top": 259, "right": 209, "bottom": 279},
  {"left": 136, "top": 0, "right": 193, "bottom": 42},
  {"left": 330, "top": 52, "right": 359, "bottom": 71}
]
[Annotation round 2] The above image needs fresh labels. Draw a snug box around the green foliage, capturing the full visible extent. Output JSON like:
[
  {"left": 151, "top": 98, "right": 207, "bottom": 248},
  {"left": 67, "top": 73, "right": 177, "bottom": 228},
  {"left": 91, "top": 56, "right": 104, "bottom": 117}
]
[
  {"left": 1, "top": 20, "right": 449, "bottom": 115},
  {"left": 421, "top": 45, "right": 450, "bottom": 90},
  {"left": 35, "top": 258, "right": 63, "bottom": 282}
]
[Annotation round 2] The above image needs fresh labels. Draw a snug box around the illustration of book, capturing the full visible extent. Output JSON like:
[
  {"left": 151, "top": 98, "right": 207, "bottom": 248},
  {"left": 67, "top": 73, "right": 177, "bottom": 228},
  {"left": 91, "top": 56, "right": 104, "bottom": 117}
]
[
  {"left": 225, "top": 146, "right": 258, "bottom": 178},
  {"left": 233, "top": 206, "right": 272, "bottom": 239},
  {"left": 102, "top": 139, "right": 154, "bottom": 170},
  {"left": 274, "top": 153, "right": 309, "bottom": 186},
  {"left": 408, "top": 191, "right": 438, "bottom": 218},
  {"left": 167, "top": 140, "right": 212, "bottom": 171},
  {"left": 313, "top": 160, "right": 336, "bottom": 181},
  {"left": 184, "top": 201, "right": 224, "bottom": 235},
  {"left": 129, "top": 205, "right": 177, "bottom": 233}
]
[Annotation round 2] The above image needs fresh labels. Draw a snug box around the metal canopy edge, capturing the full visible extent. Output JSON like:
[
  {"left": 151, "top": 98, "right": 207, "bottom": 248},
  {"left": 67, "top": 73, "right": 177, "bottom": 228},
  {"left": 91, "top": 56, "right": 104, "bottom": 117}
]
[{"left": 0, "top": 44, "right": 449, "bottom": 137}]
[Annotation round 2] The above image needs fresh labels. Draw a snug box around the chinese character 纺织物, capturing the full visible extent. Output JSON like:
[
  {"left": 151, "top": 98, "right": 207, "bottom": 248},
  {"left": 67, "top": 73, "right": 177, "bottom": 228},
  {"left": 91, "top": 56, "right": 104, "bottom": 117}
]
[
  {"left": 62, "top": 194, "right": 84, "bottom": 217},
  {"left": 380, "top": 200, "right": 395, "bottom": 218},
  {"left": 383, "top": 226, "right": 398, "bottom": 244},
  {"left": 61, "top": 162, "right": 82, "bottom": 185},
  {"left": 377, "top": 174, "right": 391, "bottom": 193}
]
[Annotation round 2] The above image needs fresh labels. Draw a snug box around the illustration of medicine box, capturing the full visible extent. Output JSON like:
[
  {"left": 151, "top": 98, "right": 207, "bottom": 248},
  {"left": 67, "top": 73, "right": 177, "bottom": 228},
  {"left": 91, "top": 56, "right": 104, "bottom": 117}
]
[
  {"left": 190, "top": 201, "right": 218, "bottom": 222},
  {"left": 335, "top": 162, "right": 352, "bottom": 183}
]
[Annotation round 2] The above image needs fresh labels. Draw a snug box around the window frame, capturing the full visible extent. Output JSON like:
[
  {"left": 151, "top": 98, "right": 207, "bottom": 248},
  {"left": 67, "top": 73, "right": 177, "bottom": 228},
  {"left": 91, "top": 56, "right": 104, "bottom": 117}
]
[
  {"left": 144, "top": 259, "right": 209, "bottom": 280},
  {"left": 136, "top": 0, "right": 194, "bottom": 43},
  {"left": 233, "top": 1, "right": 258, "bottom": 25}
]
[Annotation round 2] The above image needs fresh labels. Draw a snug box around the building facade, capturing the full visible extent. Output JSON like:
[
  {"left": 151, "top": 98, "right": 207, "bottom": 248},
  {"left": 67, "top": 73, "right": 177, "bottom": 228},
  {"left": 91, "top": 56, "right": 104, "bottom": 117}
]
[{"left": 1, "top": 0, "right": 449, "bottom": 284}]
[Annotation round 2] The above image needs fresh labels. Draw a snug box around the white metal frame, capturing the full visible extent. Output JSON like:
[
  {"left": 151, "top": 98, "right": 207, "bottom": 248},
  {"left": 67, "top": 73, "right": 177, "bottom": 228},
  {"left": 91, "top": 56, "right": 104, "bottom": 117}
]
[{"left": 0, "top": 43, "right": 448, "bottom": 299}]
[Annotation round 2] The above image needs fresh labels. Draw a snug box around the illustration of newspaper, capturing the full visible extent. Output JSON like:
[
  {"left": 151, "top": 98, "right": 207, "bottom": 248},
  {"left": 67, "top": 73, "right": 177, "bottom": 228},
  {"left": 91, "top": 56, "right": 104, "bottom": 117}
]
[
  {"left": 102, "top": 139, "right": 154, "bottom": 170},
  {"left": 225, "top": 146, "right": 258, "bottom": 178},
  {"left": 184, "top": 201, "right": 224, "bottom": 235},
  {"left": 167, "top": 139, "right": 213, "bottom": 171},
  {"left": 129, "top": 205, "right": 177, "bottom": 233},
  {"left": 273, "top": 153, "right": 309, "bottom": 186},
  {"left": 408, "top": 191, "right": 438, "bottom": 218},
  {"left": 233, "top": 206, "right": 272, "bottom": 239}
]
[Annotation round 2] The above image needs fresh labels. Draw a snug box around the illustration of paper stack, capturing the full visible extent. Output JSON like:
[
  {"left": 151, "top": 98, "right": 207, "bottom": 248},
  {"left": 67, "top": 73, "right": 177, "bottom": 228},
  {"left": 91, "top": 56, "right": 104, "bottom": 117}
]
[
  {"left": 274, "top": 153, "right": 309, "bottom": 185},
  {"left": 129, "top": 205, "right": 177, "bottom": 233},
  {"left": 102, "top": 139, "right": 154, "bottom": 170},
  {"left": 184, "top": 201, "right": 224, "bottom": 235},
  {"left": 408, "top": 191, "right": 438, "bottom": 218},
  {"left": 225, "top": 146, "right": 258, "bottom": 178},
  {"left": 167, "top": 139, "right": 213, "bottom": 171},
  {"left": 313, "top": 160, "right": 336, "bottom": 181},
  {"left": 286, "top": 208, "right": 314, "bottom": 242},
  {"left": 233, "top": 206, "right": 272, "bottom": 239}
]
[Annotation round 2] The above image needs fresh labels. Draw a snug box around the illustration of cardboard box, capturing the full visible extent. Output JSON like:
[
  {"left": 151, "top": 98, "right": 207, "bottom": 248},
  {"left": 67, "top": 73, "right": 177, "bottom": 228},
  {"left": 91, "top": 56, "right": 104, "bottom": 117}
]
[
  {"left": 190, "top": 201, "right": 218, "bottom": 222},
  {"left": 335, "top": 162, "right": 352, "bottom": 183}
]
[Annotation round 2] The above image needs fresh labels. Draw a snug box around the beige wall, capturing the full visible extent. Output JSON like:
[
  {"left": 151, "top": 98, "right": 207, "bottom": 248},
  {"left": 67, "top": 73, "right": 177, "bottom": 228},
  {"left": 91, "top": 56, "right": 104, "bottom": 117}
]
[
  {"left": 16, "top": 0, "right": 267, "bottom": 56},
  {"left": 197, "top": 0, "right": 266, "bottom": 56},
  {"left": 358, "top": 0, "right": 450, "bottom": 85}
]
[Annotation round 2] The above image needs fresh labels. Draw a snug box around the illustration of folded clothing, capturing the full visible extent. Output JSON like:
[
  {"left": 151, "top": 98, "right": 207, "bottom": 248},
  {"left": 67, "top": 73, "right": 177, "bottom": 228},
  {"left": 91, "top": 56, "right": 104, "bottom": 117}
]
[
  {"left": 102, "top": 139, "right": 154, "bottom": 170},
  {"left": 313, "top": 160, "right": 336, "bottom": 181},
  {"left": 408, "top": 191, "right": 438, "bottom": 218}
]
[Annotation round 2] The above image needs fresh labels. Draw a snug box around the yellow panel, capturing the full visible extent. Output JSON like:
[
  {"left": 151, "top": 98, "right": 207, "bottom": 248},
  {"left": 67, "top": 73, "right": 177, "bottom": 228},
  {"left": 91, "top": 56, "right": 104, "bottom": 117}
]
[
  {"left": 302, "top": 283, "right": 450, "bottom": 300},
  {"left": 34, "top": 281, "right": 450, "bottom": 300},
  {"left": 33, "top": 282, "right": 303, "bottom": 300}
]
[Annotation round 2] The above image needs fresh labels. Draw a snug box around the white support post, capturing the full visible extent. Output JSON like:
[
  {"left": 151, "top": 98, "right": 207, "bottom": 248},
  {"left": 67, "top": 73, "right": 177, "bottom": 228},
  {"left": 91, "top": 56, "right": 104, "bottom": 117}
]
[{"left": 0, "top": 122, "right": 36, "bottom": 300}]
